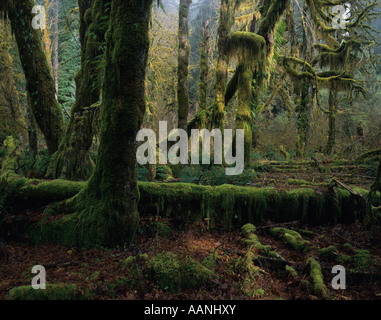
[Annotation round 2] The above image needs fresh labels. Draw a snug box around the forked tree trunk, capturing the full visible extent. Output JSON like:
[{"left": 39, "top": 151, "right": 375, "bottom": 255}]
[{"left": 73, "top": 0, "right": 153, "bottom": 247}]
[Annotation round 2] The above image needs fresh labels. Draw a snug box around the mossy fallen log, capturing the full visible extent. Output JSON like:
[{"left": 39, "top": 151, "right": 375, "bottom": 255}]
[{"left": 1, "top": 175, "right": 379, "bottom": 247}]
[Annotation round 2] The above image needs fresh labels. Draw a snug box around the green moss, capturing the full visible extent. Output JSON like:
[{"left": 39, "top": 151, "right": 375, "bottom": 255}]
[
  {"left": 270, "top": 228, "right": 311, "bottom": 252},
  {"left": 307, "top": 258, "right": 329, "bottom": 299},
  {"left": 6, "top": 284, "right": 83, "bottom": 300},
  {"left": 241, "top": 223, "right": 257, "bottom": 235},
  {"left": 352, "top": 250, "right": 372, "bottom": 272},
  {"left": 285, "top": 265, "right": 298, "bottom": 278},
  {"left": 156, "top": 222, "right": 172, "bottom": 237},
  {"left": 202, "top": 252, "right": 219, "bottom": 270},
  {"left": 319, "top": 246, "right": 338, "bottom": 260},
  {"left": 121, "top": 254, "right": 149, "bottom": 288},
  {"left": 147, "top": 252, "right": 215, "bottom": 292},
  {"left": 27, "top": 214, "right": 78, "bottom": 247}
]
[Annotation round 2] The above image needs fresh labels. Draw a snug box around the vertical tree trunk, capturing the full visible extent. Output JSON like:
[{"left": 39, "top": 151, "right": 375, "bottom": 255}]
[
  {"left": 198, "top": 20, "right": 209, "bottom": 125},
  {"left": 177, "top": 0, "right": 192, "bottom": 131},
  {"left": 326, "top": 90, "right": 337, "bottom": 156},
  {"left": 53, "top": 0, "right": 59, "bottom": 99},
  {"left": 74, "top": 0, "right": 153, "bottom": 247},
  {"left": 213, "top": 0, "right": 235, "bottom": 130},
  {"left": 296, "top": 82, "right": 310, "bottom": 158},
  {"left": 236, "top": 67, "right": 254, "bottom": 163},
  {"left": 26, "top": 93, "right": 38, "bottom": 157},
  {"left": 48, "top": 0, "right": 110, "bottom": 181},
  {"left": 4, "top": 0, "right": 64, "bottom": 155}
]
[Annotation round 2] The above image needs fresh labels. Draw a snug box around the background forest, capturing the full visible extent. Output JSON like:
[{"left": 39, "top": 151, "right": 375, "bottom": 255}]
[{"left": 0, "top": 0, "right": 381, "bottom": 301}]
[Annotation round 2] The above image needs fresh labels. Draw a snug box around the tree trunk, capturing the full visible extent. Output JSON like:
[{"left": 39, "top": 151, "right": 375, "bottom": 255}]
[
  {"left": 47, "top": 0, "right": 110, "bottom": 181},
  {"left": 235, "top": 67, "right": 254, "bottom": 164},
  {"left": 177, "top": 0, "right": 192, "bottom": 131},
  {"left": 199, "top": 21, "right": 209, "bottom": 113},
  {"left": 26, "top": 94, "right": 38, "bottom": 157},
  {"left": 213, "top": 0, "right": 235, "bottom": 130},
  {"left": 4, "top": 0, "right": 64, "bottom": 155},
  {"left": 73, "top": 0, "right": 153, "bottom": 247},
  {"left": 325, "top": 90, "right": 337, "bottom": 156},
  {"left": 53, "top": 0, "right": 59, "bottom": 99}
]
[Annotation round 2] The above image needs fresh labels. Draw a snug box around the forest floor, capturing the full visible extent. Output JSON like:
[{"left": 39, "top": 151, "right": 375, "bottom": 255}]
[
  {"left": 0, "top": 159, "right": 380, "bottom": 300},
  {"left": 1, "top": 220, "right": 380, "bottom": 300}
]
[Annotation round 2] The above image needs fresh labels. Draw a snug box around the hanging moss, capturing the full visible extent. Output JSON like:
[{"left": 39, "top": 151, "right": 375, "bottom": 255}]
[{"left": 212, "top": 0, "right": 236, "bottom": 129}]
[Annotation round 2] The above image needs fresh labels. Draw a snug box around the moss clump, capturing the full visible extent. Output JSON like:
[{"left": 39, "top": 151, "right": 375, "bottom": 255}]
[
  {"left": 202, "top": 252, "right": 219, "bottom": 270},
  {"left": 307, "top": 258, "right": 329, "bottom": 299},
  {"left": 285, "top": 265, "right": 298, "bottom": 278},
  {"left": 6, "top": 284, "right": 82, "bottom": 300},
  {"left": 147, "top": 252, "right": 215, "bottom": 292},
  {"left": 241, "top": 223, "right": 257, "bottom": 235},
  {"left": 270, "top": 228, "right": 311, "bottom": 252},
  {"left": 121, "top": 254, "right": 149, "bottom": 289},
  {"left": 156, "top": 222, "right": 172, "bottom": 237},
  {"left": 319, "top": 246, "right": 338, "bottom": 260},
  {"left": 352, "top": 250, "right": 372, "bottom": 272}
]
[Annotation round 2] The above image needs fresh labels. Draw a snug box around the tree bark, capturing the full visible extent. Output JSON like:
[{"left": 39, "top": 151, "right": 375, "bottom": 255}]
[
  {"left": 213, "top": 0, "right": 235, "bottom": 130},
  {"left": 47, "top": 0, "right": 110, "bottom": 181},
  {"left": 73, "top": 0, "right": 153, "bottom": 247},
  {"left": 4, "top": 0, "right": 64, "bottom": 155},
  {"left": 177, "top": 0, "right": 192, "bottom": 131}
]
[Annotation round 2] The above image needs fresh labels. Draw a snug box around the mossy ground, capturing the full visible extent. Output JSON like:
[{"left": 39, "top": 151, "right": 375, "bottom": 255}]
[{"left": 1, "top": 217, "right": 380, "bottom": 300}]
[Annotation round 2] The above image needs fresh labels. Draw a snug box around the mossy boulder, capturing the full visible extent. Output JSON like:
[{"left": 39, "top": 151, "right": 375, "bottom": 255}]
[{"left": 6, "top": 284, "right": 82, "bottom": 300}]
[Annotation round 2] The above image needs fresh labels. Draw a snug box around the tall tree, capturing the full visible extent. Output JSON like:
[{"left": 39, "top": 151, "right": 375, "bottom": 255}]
[
  {"left": 226, "top": 0, "right": 291, "bottom": 164},
  {"left": 177, "top": 0, "right": 192, "bottom": 131},
  {"left": 0, "top": 0, "right": 64, "bottom": 155},
  {"left": 48, "top": 0, "right": 110, "bottom": 181},
  {"left": 198, "top": 20, "right": 209, "bottom": 115},
  {"left": 212, "top": 0, "right": 236, "bottom": 129},
  {"left": 73, "top": 0, "right": 155, "bottom": 246}
]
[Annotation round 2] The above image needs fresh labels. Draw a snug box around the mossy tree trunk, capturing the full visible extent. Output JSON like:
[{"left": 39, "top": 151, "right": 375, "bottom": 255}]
[
  {"left": 236, "top": 67, "right": 254, "bottom": 163},
  {"left": 325, "top": 90, "right": 337, "bottom": 156},
  {"left": 213, "top": 0, "right": 235, "bottom": 130},
  {"left": 177, "top": 0, "right": 192, "bottom": 131},
  {"left": 47, "top": 0, "right": 110, "bottom": 181},
  {"left": 228, "top": 0, "right": 291, "bottom": 165},
  {"left": 199, "top": 21, "right": 209, "bottom": 113},
  {"left": 296, "top": 82, "right": 312, "bottom": 158},
  {"left": 73, "top": 0, "right": 153, "bottom": 247},
  {"left": 3, "top": 0, "right": 64, "bottom": 155},
  {"left": 0, "top": 19, "right": 28, "bottom": 144}
]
